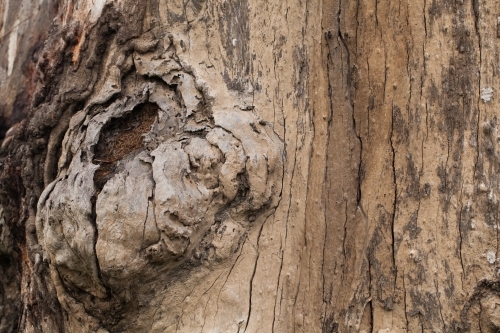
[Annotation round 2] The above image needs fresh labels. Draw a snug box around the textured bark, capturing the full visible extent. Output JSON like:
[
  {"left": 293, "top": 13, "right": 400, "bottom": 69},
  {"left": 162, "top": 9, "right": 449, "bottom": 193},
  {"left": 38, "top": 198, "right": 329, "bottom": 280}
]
[{"left": 2, "top": 0, "right": 500, "bottom": 332}]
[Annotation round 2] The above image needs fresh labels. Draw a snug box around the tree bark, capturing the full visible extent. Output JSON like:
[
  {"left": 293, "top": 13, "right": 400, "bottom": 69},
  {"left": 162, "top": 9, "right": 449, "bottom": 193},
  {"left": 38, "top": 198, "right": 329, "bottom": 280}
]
[{"left": 1, "top": 0, "right": 500, "bottom": 332}]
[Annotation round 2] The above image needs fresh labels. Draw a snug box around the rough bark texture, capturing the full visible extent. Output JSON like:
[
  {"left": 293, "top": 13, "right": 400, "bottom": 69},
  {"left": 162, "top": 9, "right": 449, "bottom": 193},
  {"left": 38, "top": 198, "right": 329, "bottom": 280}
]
[{"left": 2, "top": 0, "right": 500, "bottom": 332}]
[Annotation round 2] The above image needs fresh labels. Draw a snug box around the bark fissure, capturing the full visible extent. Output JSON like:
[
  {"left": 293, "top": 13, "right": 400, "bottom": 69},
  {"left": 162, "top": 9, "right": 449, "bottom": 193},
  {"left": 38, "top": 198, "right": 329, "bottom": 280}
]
[
  {"left": 457, "top": 181, "right": 466, "bottom": 290},
  {"left": 403, "top": 269, "right": 410, "bottom": 330},
  {"left": 243, "top": 222, "right": 264, "bottom": 332},
  {"left": 271, "top": 246, "right": 284, "bottom": 333},
  {"left": 390, "top": 100, "right": 398, "bottom": 307},
  {"left": 321, "top": 23, "right": 335, "bottom": 330},
  {"left": 212, "top": 237, "right": 248, "bottom": 323}
]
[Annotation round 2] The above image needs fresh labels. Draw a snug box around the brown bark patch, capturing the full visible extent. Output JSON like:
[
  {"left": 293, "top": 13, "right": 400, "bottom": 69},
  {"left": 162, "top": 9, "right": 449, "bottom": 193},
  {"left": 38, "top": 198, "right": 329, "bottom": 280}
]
[{"left": 93, "top": 102, "right": 158, "bottom": 191}]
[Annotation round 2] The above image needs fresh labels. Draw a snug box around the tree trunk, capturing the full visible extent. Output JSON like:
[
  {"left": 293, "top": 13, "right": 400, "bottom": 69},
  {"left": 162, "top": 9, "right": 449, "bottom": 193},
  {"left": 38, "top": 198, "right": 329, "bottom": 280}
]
[{"left": 1, "top": 0, "right": 500, "bottom": 332}]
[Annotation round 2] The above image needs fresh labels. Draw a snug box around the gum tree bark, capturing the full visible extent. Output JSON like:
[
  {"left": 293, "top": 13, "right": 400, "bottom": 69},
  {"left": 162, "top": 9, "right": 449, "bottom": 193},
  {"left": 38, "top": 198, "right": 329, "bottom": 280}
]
[{"left": 2, "top": 0, "right": 500, "bottom": 332}]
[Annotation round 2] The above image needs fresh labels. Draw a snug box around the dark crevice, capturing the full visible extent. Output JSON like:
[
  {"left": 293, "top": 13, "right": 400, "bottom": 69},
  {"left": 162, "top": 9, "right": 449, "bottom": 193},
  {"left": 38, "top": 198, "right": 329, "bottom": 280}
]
[
  {"left": 337, "top": 14, "right": 362, "bottom": 207},
  {"left": 390, "top": 103, "right": 398, "bottom": 294},
  {"left": 322, "top": 24, "right": 336, "bottom": 330},
  {"left": 92, "top": 102, "right": 159, "bottom": 193}
]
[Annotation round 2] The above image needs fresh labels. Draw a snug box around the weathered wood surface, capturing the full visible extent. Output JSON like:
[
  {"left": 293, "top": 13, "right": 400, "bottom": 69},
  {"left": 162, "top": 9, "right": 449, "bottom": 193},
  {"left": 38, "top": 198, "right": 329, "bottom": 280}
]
[{"left": 2, "top": 0, "right": 500, "bottom": 332}]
